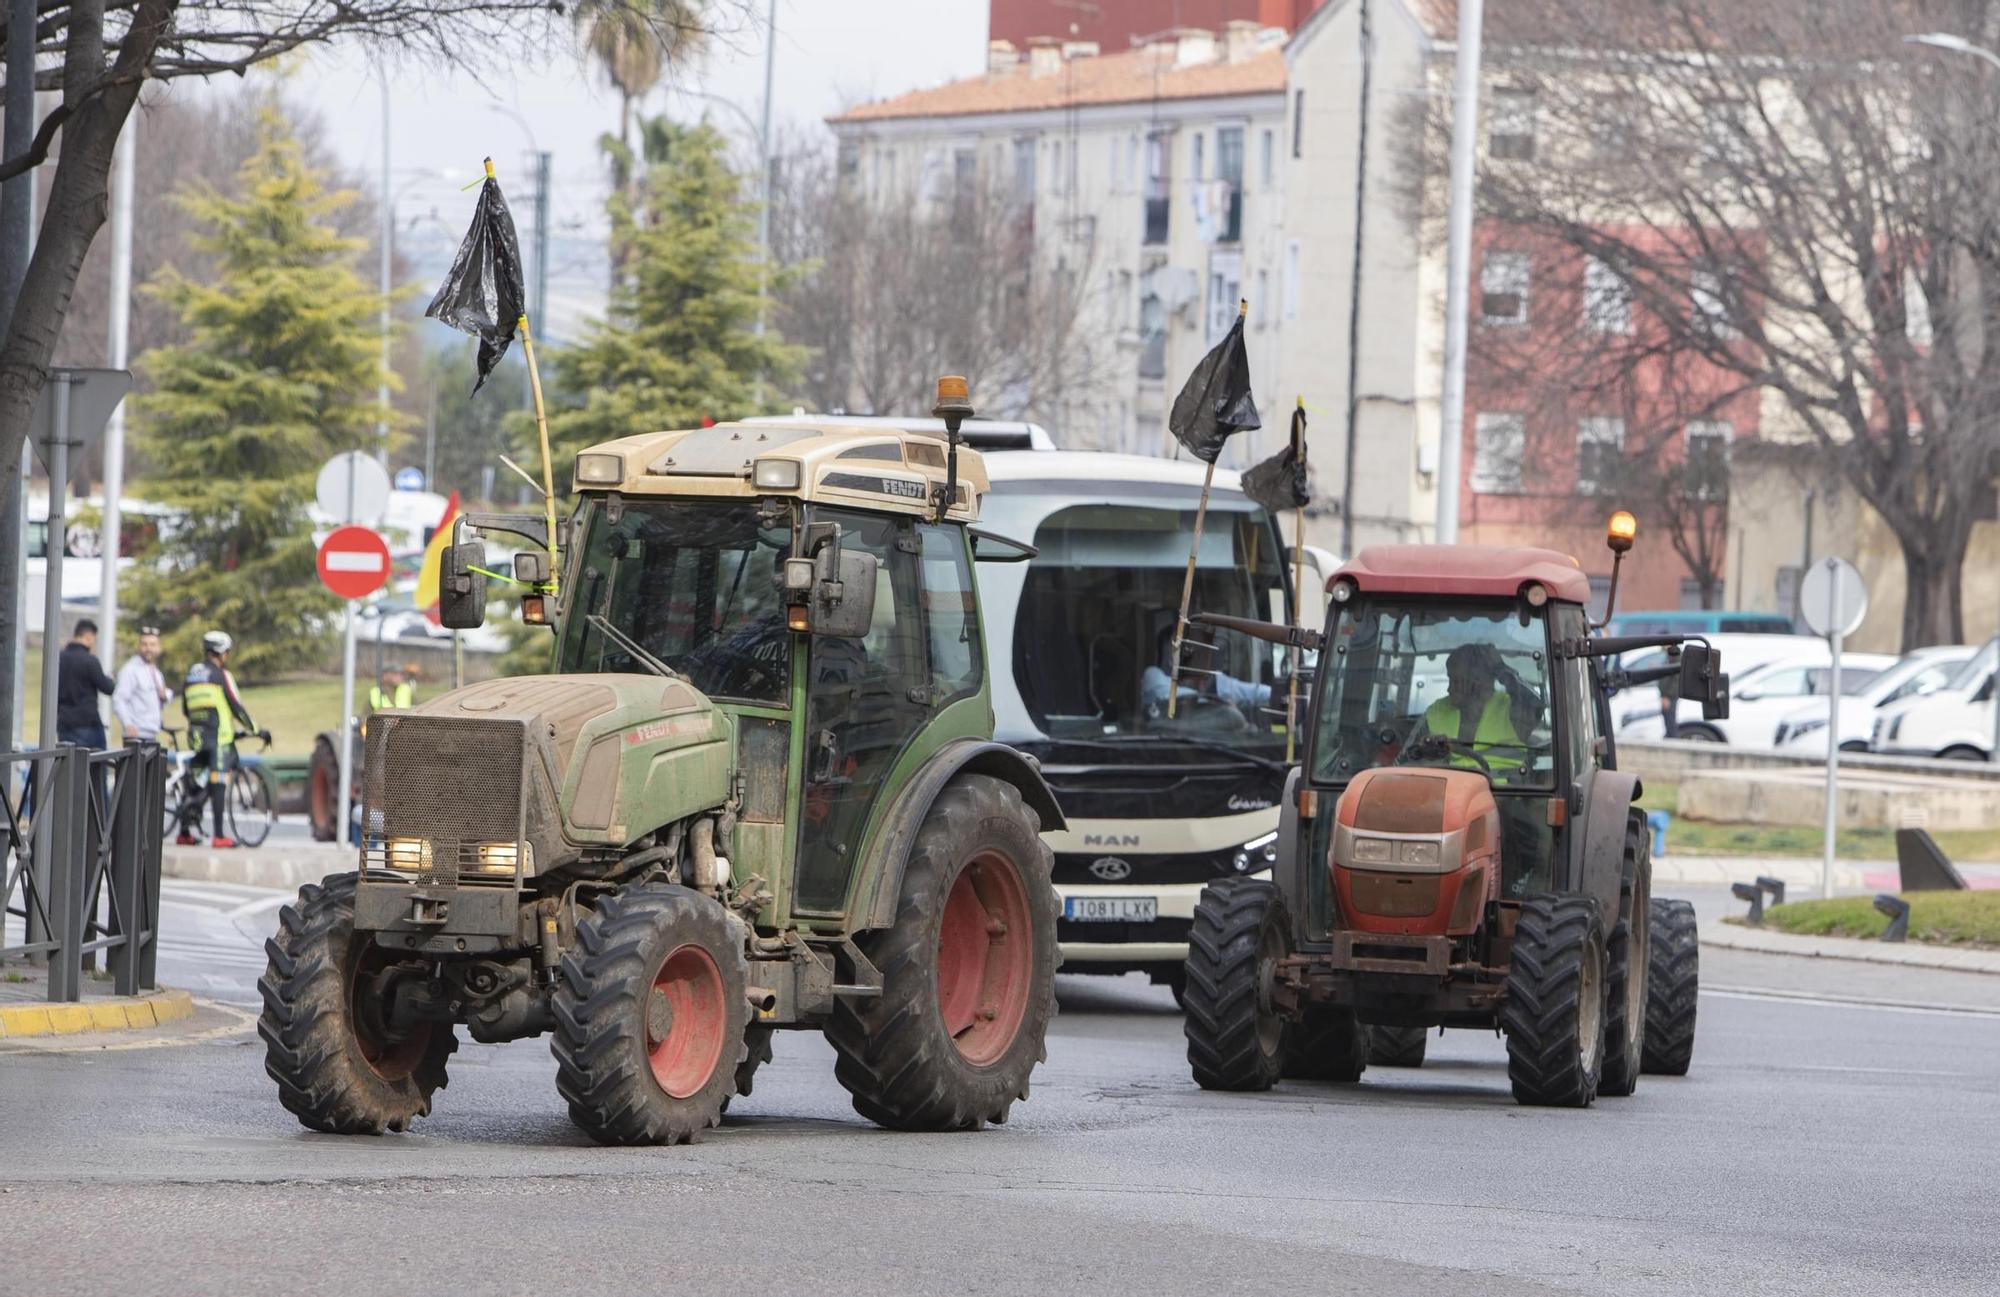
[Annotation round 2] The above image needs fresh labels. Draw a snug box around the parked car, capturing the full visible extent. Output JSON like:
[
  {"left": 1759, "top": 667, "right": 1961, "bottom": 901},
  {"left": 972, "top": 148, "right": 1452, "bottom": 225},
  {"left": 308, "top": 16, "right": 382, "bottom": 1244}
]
[
  {"left": 1613, "top": 633, "right": 1831, "bottom": 739},
  {"left": 1616, "top": 639, "right": 1892, "bottom": 744},
  {"left": 1606, "top": 609, "right": 1799, "bottom": 637},
  {"left": 1873, "top": 641, "right": 2000, "bottom": 760},
  {"left": 1772, "top": 644, "right": 1976, "bottom": 755}
]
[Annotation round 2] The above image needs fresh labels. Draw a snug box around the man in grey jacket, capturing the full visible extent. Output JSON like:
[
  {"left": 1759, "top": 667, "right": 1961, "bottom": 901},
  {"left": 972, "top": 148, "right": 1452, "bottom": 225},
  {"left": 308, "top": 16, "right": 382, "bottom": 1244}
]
[{"left": 112, "top": 625, "right": 172, "bottom": 743}]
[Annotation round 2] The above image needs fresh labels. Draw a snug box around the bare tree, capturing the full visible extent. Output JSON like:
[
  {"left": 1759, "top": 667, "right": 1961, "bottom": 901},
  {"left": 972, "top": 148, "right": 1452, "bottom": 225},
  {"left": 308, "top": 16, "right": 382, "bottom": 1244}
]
[
  {"left": 771, "top": 135, "right": 1112, "bottom": 430},
  {"left": 1439, "top": 0, "right": 2000, "bottom": 648}
]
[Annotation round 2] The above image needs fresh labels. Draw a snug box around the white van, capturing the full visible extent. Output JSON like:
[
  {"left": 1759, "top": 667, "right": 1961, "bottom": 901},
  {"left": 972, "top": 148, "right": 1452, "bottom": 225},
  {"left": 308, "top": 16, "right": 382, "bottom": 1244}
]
[
  {"left": 1772, "top": 644, "right": 1975, "bottom": 754},
  {"left": 1872, "top": 641, "right": 1999, "bottom": 760}
]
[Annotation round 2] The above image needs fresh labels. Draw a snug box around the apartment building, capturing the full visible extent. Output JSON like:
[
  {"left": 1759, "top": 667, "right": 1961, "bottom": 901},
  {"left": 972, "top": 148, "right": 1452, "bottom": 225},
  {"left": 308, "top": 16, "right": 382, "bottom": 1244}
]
[{"left": 828, "top": 24, "right": 1292, "bottom": 468}]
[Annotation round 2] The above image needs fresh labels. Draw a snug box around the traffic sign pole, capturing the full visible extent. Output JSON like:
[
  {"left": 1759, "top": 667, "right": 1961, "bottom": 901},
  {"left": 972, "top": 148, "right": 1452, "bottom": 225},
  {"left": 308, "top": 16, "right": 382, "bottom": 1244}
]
[
  {"left": 1822, "top": 576, "right": 1842, "bottom": 900},
  {"left": 316, "top": 524, "right": 391, "bottom": 847},
  {"left": 338, "top": 600, "right": 358, "bottom": 847}
]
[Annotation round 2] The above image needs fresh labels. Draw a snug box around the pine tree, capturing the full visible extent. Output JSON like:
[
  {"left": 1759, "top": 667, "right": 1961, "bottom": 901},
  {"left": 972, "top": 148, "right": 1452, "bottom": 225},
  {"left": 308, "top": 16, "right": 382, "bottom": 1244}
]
[
  {"left": 130, "top": 114, "right": 391, "bottom": 678},
  {"left": 546, "top": 118, "right": 803, "bottom": 457}
]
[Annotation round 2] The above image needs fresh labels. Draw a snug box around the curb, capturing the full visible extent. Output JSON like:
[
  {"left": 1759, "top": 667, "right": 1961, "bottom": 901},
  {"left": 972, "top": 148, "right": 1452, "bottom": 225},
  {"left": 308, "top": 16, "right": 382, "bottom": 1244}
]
[
  {"left": 1652, "top": 855, "right": 1871, "bottom": 890},
  {"left": 1700, "top": 919, "right": 2000, "bottom": 975},
  {"left": 162, "top": 844, "right": 350, "bottom": 892},
  {"left": 0, "top": 988, "right": 196, "bottom": 1039}
]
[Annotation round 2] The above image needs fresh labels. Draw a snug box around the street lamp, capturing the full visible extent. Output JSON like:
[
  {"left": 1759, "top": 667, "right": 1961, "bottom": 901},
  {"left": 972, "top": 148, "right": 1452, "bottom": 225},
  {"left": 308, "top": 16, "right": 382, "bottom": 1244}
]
[{"left": 1904, "top": 30, "right": 2000, "bottom": 767}]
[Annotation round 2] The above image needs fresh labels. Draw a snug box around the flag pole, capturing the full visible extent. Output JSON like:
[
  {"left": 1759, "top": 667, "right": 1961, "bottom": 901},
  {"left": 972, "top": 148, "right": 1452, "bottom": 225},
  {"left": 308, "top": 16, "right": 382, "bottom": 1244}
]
[
  {"left": 517, "top": 310, "right": 559, "bottom": 590},
  {"left": 1287, "top": 396, "right": 1306, "bottom": 763}
]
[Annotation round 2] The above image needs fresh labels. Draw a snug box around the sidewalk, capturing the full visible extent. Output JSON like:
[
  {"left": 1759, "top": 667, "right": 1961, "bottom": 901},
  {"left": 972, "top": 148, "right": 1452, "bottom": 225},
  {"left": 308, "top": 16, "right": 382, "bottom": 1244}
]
[
  {"left": 0, "top": 962, "right": 195, "bottom": 1038},
  {"left": 163, "top": 840, "right": 352, "bottom": 891},
  {"left": 1700, "top": 916, "right": 2000, "bottom": 976}
]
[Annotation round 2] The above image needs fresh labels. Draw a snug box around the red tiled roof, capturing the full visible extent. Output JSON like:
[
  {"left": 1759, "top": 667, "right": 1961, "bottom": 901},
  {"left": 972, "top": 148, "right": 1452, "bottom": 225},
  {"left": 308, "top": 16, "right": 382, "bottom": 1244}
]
[{"left": 830, "top": 46, "right": 1285, "bottom": 125}]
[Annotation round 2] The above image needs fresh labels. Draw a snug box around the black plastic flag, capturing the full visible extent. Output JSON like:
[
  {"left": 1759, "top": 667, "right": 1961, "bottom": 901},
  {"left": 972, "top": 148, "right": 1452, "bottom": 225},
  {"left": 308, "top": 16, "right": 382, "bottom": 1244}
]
[
  {"left": 426, "top": 166, "right": 526, "bottom": 395},
  {"left": 1242, "top": 402, "right": 1310, "bottom": 515},
  {"left": 1168, "top": 310, "right": 1260, "bottom": 463}
]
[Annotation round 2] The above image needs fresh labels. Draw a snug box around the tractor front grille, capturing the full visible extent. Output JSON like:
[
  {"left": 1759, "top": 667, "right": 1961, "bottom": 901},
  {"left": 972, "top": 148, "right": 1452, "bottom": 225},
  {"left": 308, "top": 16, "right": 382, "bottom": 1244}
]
[{"left": 361, "top": 713, "right": 529, "bottom": 887}]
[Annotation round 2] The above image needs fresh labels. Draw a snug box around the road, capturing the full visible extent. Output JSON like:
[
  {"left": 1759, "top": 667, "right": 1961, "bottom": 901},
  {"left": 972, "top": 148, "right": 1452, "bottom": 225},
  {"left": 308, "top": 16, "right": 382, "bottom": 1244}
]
[{"left": 2, "top": 880, "right": 1996, "bottom": 1297}]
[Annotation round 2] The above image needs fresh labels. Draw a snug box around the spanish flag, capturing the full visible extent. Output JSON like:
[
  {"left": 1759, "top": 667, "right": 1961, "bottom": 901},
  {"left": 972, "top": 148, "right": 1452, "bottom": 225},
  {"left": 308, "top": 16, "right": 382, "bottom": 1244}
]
[{"left": 417, "top": 491, "right": 461, "bottom": 623}]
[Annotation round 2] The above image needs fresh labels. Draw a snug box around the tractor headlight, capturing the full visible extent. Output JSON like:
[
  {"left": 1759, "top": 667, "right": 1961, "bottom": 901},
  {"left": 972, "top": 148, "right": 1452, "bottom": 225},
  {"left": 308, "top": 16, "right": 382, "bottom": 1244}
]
[
  {"left": 752, "top": 458, "right": 802, "bottom": 491},
  {"left": 1397, "top": 840, "right": 1441, "bottom": 866},
  {"left": 474, "top": 842, "right": 525, "bottom": 876},
  {"left": 385, "top": 837, "right": 431, "bottom": 872},
  {"left": 1351, "top": 836, "right": 1393, "bottom": 864},
  {"left": 574, "top": 452, "right": 624, "bottom": 486}
]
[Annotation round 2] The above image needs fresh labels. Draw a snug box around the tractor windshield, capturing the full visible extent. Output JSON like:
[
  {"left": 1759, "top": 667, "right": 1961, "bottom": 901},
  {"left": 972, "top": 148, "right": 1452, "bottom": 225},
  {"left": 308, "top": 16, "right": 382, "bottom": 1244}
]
[
  {"left": 557, "top": 499, "right": 795, "bottom": 704},
  {"left": 1311, "top": 597, "right": 1555, "bottom": 790}
]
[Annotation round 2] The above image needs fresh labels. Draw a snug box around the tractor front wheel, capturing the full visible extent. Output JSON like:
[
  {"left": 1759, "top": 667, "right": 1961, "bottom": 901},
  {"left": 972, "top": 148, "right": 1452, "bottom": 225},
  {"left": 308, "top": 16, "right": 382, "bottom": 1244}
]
[
  {"left": 1642, "top": 897, "right": 1699, "bottom": 1075},
  {"left": 259, "top": 872, "right": 457, "bottom": 1134},
  {"left": 1184, "top": 878, "right": 1291, "bottom": 1091},
  {"left": 827, "top": 774, "right": 1058, "bottom": 1131},
  {"left": 1501, "top": 894, "right": 1608, "bottom": 1108},
  {"left": 1366, "top": 1024, "right": 1428, "bottom": 1069},
  {"left": 551, "top": 882, "right": 748, "bottom": 1146}
]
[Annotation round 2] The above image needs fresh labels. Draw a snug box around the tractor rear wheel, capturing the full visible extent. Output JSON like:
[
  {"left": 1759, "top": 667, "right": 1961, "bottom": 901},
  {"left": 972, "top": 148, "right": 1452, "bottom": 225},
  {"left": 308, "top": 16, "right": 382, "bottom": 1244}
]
[
  {"left": 1598, "top": 813, "right": 1652, "bottom": 1098},
  {"left": 1184, "top": 878, "right": 1289, "bottom": 1091},
  {"left": 1286, "top": 1006, "right": 1368, "bottom": 1082},
  {"left": 1642, "top": 897, "right": 1699, "bottom": 1075},
  {"left": 1501, "top": 894, "right": 1607, "bottom": 1108},
  {"left": 1367, "top": 1024, "right": 1428, "bottom": 1069},
  {"left": 259, "top": 872, "right": 457, "bottom": 1134},
  {"left": 551, "top": 882, "right": 748, "bottom": 1146},
  {"left": 827, "top": 774, "right": 1058, "bottom": 1131}
]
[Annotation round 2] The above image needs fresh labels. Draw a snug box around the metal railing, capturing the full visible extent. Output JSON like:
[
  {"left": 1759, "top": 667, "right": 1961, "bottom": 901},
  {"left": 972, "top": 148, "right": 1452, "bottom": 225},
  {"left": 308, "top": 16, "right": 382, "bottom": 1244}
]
[{"left": 1, "top": 743, "right": 166, "bottom": 1001}]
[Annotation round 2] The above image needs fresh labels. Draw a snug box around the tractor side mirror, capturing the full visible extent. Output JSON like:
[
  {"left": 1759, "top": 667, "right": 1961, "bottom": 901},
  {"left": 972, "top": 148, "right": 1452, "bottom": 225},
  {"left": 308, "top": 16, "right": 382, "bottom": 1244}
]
[
  {"left": 438, "top": 541, "right": 489, "bottom": 630},
  {"left": 811, "top": 549, "right": 878, "bottom": 640},
  {"left": 1679, "top": 643, "right": 1730, "bottom": 720}
]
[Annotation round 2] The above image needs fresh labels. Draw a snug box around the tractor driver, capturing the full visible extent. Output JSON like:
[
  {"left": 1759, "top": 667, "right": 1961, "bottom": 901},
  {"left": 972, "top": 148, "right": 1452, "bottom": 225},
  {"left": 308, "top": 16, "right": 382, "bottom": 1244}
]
[{"left": 1409, "top": 643, "right": 1539, "bottom": 775}]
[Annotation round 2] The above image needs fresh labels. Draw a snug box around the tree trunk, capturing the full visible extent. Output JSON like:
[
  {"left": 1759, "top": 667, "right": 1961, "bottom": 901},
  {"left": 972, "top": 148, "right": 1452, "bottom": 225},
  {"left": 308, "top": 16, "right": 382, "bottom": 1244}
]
[{"left": 1899, "top": 529, "right": 1967, "bottom": 652}]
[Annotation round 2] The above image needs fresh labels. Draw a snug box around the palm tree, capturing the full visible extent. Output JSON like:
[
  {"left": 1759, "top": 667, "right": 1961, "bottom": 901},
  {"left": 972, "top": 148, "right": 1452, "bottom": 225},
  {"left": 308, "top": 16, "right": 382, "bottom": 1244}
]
[{"left": 573, "top": 0, "right": 706, "bottom": 154}]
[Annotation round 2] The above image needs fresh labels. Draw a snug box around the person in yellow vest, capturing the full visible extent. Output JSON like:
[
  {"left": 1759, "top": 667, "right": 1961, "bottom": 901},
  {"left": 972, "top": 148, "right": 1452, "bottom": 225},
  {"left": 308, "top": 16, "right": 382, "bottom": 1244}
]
[
  {"left": 180, "top": 631, "right": 261, "bottom": 847},
  {"left": 368, "top": 664, "right": 414, "bottom": 714},
  {"left": 1413, "top": 643, "right": 1532, "bottom": 774}
]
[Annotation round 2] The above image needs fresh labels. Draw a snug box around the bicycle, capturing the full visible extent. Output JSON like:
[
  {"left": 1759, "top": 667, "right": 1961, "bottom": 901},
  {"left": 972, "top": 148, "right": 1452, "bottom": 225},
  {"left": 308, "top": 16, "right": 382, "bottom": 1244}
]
[{"left": 160, "top": 726, "right": 276, "bottom": 848}]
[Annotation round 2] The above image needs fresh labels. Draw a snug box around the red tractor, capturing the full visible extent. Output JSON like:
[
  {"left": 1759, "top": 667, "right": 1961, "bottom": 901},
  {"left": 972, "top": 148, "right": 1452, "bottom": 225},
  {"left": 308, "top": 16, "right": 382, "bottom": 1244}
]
[{"left": 1183, "top": 514, "right": 1720, "bottom": 1106}]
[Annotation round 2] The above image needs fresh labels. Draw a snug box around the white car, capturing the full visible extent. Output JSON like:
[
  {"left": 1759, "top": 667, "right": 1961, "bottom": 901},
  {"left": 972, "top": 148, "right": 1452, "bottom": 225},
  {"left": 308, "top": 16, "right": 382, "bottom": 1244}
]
[
  {"left": 1772, "top": 645, "right": 1976, "bottom": 755},
  {"left": 1873, "top": 642, "right": 2000, "bottom": 760},
  {"left": 1613, "top": 633, "right": 1842, "bottom": 741}
]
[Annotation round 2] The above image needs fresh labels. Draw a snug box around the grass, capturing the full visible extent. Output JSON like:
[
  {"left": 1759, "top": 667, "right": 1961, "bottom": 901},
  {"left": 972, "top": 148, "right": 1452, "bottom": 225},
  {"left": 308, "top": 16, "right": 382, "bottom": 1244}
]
[
  {"left": 1757, "top": 891, "right": 2000, "bottom": 948},
  {"left": 20, "top": 645, "right": 379, "bottom": 757},
  {"left": 1637, "top": 781, "right": 2000, "bottom": 863}
]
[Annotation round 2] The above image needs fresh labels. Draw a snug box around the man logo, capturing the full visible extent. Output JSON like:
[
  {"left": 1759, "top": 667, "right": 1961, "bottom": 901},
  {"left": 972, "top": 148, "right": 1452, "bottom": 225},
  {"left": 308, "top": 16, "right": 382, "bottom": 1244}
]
[{"left": 1088, "top": 857, "right": 1133, "bottom": 881}]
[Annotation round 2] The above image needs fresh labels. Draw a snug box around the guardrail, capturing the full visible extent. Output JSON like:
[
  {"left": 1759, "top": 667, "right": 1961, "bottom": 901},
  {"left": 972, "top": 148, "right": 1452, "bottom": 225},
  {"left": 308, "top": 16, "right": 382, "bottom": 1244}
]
[{"left": 1, "top": 743, "right": 166, "bottom": 1001}]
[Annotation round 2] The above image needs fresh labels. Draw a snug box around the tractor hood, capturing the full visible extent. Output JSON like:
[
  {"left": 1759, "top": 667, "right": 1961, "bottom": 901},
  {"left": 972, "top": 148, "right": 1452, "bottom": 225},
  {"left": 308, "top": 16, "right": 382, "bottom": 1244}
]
[{"left": 380, "top": 673, "right": 734, "bottom": 876}]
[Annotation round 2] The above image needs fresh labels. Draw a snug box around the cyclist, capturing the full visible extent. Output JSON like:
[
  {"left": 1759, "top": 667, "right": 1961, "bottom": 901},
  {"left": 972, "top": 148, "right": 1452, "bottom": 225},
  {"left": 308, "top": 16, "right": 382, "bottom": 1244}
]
[{"left": 179, "top": 630, "right": 263, "bottom": 848}]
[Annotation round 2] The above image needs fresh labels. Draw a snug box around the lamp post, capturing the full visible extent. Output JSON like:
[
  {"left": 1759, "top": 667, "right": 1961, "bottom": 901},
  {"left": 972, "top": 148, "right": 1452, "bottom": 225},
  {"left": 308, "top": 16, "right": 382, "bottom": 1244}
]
[{"left": 1905, "top": 31, "right": 2000, "bottom": 765}]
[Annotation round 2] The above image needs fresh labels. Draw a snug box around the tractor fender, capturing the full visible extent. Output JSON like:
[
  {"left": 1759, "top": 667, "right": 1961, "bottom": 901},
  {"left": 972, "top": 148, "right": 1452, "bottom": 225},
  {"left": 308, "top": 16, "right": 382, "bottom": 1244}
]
[
  {"left": 1274, "top": 766, "right": 1308, "bottom": 942},
  {"left": 1569, "top": 767, "right": 1643, "bottom": 926},
  {"left": 858, "top": 739, "right": 1067, "bottom": 933}
]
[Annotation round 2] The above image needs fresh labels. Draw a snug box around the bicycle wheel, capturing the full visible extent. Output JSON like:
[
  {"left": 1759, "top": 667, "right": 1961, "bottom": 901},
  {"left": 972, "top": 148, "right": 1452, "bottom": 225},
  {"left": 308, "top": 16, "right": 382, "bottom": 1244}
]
[
  {"left": 162, "top": 763, "right": 188, "bottom": 837},
  {"left": 230, "top": 767, "right": 275, "bottom": 847}
]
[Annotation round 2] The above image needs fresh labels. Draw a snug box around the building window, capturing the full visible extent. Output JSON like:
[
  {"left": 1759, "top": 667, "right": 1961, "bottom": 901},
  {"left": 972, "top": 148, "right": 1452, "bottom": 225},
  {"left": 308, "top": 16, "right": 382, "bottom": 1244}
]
[
  {"left": 1691, "top": 267, "right": 1736, "bottom": 339},
  {"left": 1118, "top": 270, "right": 1133, "bottom": 330},
  {"left": 1206, "top": 250, "right": 1243, "bottom": 345},
  {"left": 1283, "top": 241, "right": 1300, "bottom": 320},
  {"left": 1576, "top": 417, "right": 1626, "bottom": 496},
  {"left": 1472, "top": 413, "right": 1525, "bottom": 494},
  {"left": 1215, "top": 125, "right": 1244, "bottom": 244},
  {"left": 1583, "top": 257, "right": 1633, "bottom": 335},
  {"left": 1139, "top": 293, "right": 1168, "bottom": 379},
  {"left": 1292, "top": 89, "right": 1304, "bottom": 158},
  {"left": 1013, "top": 136, "right": 1037, "bottom": 207},
  {"left": 1260, "top": 128, "right": 1275, "bottom": 187},
  {"left": 1192, "top": 131, "right": 1206, "bottom": 181},
  {"left": 1490, "top": 90, "right": 1536, "bottom": 162},
  {"left": 1480, "top": 251, "right": 1530, "bottom": 325},
  {"left": 1684, "top": 420, "right": 1731, "bottom": 501},
  {"left": 1144, "top": 131, "right": 1171, "bottom": 245}
]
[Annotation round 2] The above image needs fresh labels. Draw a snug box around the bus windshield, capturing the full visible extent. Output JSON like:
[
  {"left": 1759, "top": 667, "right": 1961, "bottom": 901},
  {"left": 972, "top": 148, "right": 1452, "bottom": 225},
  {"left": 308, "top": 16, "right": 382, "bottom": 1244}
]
[
  {"left": 1310, "top": 597, "right": 1555, "bottom": 790},
  {"left": 993, "top": 495, "right": 1292, "bottom": 760}
]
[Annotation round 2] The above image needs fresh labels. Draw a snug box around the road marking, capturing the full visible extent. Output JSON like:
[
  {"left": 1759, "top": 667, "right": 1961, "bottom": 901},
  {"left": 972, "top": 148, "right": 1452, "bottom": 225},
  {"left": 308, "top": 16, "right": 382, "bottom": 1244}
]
[
  {"left": 225, "top": 895, "right": 292, "bottom": 920},
  {"left": 1705, "top": 984, "right": 2000, "bottom": 1019}
]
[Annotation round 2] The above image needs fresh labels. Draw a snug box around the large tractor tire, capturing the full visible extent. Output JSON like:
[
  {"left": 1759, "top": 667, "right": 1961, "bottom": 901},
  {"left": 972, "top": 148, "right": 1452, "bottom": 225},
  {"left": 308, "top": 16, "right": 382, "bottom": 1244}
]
[
  {"left": 1367, "top": 1024, "right": 1428, "bottom": 1069},
  {"left": 1286, "top": 1006, "right": 1368, "bottom": 1082},
  {"left": 1501, "top": 894, "right": 1608, "bottom": 1108},
  {"left": 1184, "top": 878, "right": 1290, "bottom": 1091},
  {"left": 1598, "top": 812, "right": 1653, "bottom": 1098},
  {"left": 1642, "top": 897, "right": 1699, "bottom": 1075},
  {"left": 827, "top": 774, "right": 1058, "bottom": 1131},
  {"left": 551, "top": 882, "right": 749, "bottom": 1146},
  {"left": 259, "top": 872, "right": 457, "bottom": 1134}
]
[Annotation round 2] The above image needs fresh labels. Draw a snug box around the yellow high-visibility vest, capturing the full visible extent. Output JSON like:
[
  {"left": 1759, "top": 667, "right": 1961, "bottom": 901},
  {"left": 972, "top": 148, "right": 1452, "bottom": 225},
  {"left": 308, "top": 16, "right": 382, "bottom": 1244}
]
[
  {"left": 369, "top": 682, "right": 414, "bottom": 711},
  {"left": 1423, "top": 691, "right": 1522, "bottom": 769}
]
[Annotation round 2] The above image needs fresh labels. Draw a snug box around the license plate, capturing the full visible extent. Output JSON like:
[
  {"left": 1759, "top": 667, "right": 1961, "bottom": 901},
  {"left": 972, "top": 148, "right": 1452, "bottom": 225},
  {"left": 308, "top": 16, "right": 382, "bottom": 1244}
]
[{"left": 1064, "top": 896, "right": 1157, "bottom": 922}]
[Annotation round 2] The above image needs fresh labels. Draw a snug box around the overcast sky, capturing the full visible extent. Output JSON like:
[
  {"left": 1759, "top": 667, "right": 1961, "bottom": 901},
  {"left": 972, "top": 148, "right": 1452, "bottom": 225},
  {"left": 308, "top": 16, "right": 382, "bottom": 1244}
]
[{"left": 286, "top": 0, "right": 989, "bottom": 342}]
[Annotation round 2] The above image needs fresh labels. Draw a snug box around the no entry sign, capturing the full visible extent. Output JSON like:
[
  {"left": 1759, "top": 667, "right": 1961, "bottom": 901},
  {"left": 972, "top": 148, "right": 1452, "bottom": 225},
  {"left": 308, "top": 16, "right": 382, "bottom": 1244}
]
[{"left": 317, "top": 525, "right": 392, "bottom": 600}]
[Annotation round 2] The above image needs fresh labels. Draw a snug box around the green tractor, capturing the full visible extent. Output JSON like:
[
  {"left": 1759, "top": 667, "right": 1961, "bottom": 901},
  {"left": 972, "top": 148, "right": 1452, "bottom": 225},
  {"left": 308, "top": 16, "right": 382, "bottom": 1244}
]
[{"left": 259, "top": 381, "right": 1065, "bottom": 1145}]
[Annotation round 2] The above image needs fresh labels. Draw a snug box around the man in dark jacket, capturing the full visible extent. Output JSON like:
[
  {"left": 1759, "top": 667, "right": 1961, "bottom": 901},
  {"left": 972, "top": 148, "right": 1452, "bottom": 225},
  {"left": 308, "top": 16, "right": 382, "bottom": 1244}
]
[{"left": 56, "top": 618, "right": 115, "bottom": 750}]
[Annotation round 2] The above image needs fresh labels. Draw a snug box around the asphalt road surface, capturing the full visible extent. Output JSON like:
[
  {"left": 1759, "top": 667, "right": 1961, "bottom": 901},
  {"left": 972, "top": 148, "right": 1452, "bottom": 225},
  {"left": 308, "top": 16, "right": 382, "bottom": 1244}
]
[{"left": 2, "top": 881, "right": 1995, "bottom": 1297}]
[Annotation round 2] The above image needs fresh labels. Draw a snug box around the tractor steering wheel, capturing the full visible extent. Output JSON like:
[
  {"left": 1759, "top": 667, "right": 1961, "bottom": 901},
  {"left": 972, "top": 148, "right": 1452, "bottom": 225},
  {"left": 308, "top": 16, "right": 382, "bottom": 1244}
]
[{"left": 1396, "top": 733, "right": 1493, "bottom": 777}]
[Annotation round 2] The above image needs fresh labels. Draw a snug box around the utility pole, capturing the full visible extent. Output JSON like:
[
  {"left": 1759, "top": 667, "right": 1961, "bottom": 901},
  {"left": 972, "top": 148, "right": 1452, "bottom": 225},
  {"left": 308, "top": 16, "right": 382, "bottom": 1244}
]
[
  {"left": 533, "top": 150, "right": 551, "bottom": 338},
  {"left": 100, "top": 109, "right": 138, "bottom": 702},
  {"left": 753, "top": 0, "right": 777, "bottom": 406},
  {"left": 1340, "top": 0, "right": 1374, "bottom": 559},
  {"left": 378, "top": 76, "right": 393, "bottom": 467},
  {"left": 1432, "top": 0, "right": 1485, "bottom": 545},
  {"left": 0, "top": 0, "right": 37, "bottom": 754}
]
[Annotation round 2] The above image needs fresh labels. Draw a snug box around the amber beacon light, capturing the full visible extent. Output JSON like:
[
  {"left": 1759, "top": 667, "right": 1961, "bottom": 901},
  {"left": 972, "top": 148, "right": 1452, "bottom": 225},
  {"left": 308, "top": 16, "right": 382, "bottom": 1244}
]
[{"left": 1606, "top": 510, "right": 1638, "bottom": 555}]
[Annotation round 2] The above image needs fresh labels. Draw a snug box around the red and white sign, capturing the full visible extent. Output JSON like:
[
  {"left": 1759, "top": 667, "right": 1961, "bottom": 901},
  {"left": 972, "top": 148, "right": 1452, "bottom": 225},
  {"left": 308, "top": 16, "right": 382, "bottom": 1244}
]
[{"left": 316, "top": 525, "right": 392, "bottom": 600}]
